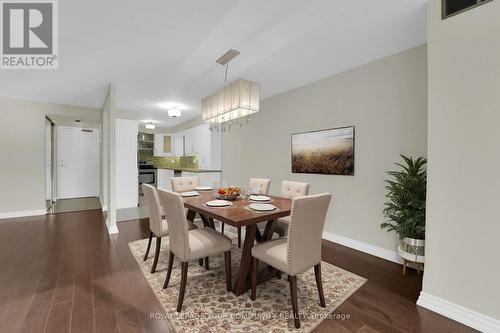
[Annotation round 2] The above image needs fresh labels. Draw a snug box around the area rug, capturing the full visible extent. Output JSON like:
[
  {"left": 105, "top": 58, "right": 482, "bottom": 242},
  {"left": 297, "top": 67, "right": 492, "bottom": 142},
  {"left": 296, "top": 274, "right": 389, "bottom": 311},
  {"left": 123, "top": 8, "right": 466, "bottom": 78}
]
[{"left": 128, "top": 230, "right": 366, "bottom": 332}]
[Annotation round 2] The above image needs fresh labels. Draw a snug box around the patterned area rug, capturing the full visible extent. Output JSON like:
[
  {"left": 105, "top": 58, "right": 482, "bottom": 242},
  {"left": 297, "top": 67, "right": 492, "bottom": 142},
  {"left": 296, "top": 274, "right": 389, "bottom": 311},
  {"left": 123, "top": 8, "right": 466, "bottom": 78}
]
[{"left": 129, "top": 230, "right": 366, "bottom": 332}]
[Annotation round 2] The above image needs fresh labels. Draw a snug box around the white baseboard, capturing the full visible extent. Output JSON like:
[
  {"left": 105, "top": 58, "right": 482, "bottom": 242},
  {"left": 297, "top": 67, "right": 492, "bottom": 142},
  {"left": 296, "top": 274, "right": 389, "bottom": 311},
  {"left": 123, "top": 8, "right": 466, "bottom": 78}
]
[
  {"left": 0, "top": 209, "right": 46, "bottom": 219},
  {"left": 417, "top": 292, "right": 500, "bottom": 333},
  {"left": 322, "top": 230, "right": 402, "bottom": 264},
  {"left": 105, "top": 218, "right": 119, "bottom": 234}
]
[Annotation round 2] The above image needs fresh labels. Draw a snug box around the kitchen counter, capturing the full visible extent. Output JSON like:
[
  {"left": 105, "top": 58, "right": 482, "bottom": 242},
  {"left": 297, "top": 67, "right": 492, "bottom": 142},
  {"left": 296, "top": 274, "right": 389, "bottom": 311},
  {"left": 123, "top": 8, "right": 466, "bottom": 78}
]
[
  {"left": 156, "top": 168, "right": 222, "bottom": 191},
  {"left": 156, "top": 167, "right": 222, "bottom": 173}
]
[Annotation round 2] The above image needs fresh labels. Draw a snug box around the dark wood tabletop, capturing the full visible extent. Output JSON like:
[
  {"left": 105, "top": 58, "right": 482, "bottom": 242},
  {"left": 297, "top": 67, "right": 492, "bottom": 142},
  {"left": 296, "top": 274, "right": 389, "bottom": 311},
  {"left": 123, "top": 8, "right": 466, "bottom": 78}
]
[
  {"left": 180, "top": 190, "right": 292, "bottom": 296},
  {"left": 181, "top": 191, "right": 292, "bottom": 227}
]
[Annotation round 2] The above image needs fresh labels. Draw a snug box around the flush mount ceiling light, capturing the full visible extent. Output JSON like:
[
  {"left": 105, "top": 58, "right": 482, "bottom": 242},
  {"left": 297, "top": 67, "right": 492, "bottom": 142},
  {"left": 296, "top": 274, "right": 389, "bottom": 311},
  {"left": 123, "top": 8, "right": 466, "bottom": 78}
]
[
  {"left": 144, "top": 120, "right": 156, "bottom": 130},
  {"left": 201, "top": 49, "right": 260, "bottom": 132},
  {"left": 168, "top": 108, "right": 181, "bottom": 118}
]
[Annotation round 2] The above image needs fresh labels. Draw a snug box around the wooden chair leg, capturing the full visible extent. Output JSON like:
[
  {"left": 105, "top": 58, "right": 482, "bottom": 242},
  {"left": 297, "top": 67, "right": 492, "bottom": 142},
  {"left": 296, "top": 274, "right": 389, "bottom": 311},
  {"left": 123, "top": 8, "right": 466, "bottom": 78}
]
[
  {"left": 289, "top": 275, "right": 300, "bottom": 329},
  {"left": 163, "top": 251, "right": 174, "bottom": 289},
  {"left": 198, "top": 258, "right": 203, "bottom": 266},
  {"left": 151, "top": 236, "right": 161, "bottom": 273},
  {"left": 177, "top": 262, "right": 188, "bottom": 312},
  {"left": 221, "top": 222, "right": 225, "bottom": 234},
  {"left": 237, "top": 228, "right": 241, "bottom": 248},
  {"left": 143, "top": 231, "right": 153, "bottom": 261},
  {"left": 204, "top": 257, "right": 209, "bottom": 270},
  {"left": 251, "top": 257, "right": 259, "bottom": 301},
  {"left": 224, "top": 251, "right": 232, "bottom": 292},
  {"left": 314, "top": 263, "right": 326, "bottom": 307}
]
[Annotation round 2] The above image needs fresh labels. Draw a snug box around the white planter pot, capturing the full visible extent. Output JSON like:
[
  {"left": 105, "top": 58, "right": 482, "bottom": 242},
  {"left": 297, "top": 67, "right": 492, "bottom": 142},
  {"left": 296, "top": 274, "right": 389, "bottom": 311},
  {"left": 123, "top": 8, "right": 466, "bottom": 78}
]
[{"left": 397, "top": 237, "right": 425, "bottom": 263}]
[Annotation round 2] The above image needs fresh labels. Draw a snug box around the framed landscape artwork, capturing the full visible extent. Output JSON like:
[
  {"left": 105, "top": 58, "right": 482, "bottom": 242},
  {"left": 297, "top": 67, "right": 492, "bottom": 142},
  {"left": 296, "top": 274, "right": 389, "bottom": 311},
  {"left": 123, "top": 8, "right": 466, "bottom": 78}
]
[{"left": 291, "top": 126, "right": 355, "bottom": 175}]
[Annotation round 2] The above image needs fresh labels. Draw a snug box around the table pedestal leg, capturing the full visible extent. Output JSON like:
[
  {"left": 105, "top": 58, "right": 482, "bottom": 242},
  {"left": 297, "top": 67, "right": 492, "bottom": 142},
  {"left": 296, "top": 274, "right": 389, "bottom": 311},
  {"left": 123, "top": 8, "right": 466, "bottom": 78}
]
[
  {"left": 233, "top": 224, "right": 256, "bottom": 296},
  {"left": 186, "top": 209, "right": 196, "bottom": 222},
  {"left": 262, "top": 219, "right": 276, "bottom": 241},
  {"left": 199, "top": 214, "right": 216, "bottom": 230},
  {"left": 233, "top": 220, "right": 279, "bottom": 296}
]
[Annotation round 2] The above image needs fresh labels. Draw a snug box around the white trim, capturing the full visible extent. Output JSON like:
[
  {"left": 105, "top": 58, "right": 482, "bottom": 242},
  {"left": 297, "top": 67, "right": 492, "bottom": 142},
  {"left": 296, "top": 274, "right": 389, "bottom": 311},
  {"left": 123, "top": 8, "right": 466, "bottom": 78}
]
[
  {"left": 106, "top": 217, "right": 119, "bottom": 234},
  {"left": 417, "top": 292, "right": 500, "bottom": 333},
  {"left": 322, "top": 230, "right": 402, "bottom": 264},
  {"left": 0, "top": 209, "right": 46, "bottom": 219}
]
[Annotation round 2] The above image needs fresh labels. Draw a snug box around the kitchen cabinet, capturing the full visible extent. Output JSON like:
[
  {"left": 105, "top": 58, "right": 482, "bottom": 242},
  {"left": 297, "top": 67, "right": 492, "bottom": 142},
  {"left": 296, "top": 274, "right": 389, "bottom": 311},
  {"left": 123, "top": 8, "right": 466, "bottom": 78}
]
[
  {"left": 157, "top": 169, "right": 221, "bottom": 191},
  {"left": 157, "top": 169, "right": 174, "bottom": 191},
  {"left": 154, "top": 134, "right": 174, "bottom": 156},
  {"left": 172, "top": 123, "right": 220, "bottom": 169}
]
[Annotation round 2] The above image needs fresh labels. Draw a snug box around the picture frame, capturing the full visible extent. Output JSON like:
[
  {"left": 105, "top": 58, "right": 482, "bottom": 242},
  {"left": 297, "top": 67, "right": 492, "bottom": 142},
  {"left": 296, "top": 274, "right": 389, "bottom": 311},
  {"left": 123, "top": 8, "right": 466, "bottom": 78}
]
[{"left": 291, "top": 126, "right": 355, "bottom": 175}]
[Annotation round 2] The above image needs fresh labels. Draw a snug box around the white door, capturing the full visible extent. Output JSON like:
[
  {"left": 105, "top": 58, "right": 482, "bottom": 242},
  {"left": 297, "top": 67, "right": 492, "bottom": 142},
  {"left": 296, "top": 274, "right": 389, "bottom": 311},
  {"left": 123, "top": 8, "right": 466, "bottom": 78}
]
[{"left": 57, "top": 126, "right": 100, "bottom": 199}]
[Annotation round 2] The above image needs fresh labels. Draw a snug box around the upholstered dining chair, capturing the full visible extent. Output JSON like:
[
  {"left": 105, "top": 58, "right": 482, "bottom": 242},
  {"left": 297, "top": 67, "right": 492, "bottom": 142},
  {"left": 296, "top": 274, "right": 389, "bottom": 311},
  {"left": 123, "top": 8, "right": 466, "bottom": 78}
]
[
  {"left": 229, "top": 178, "right": 272, "bottom": 248},
  {"left": 250, "top": 193, "right": 332, "bottom": 329},
  {"left": 170, "top": 175, "right": 212, "bottom": 268},
  {"left": 248, "top": 177, "right": 271, "bottom": 195},
  {"left": 142, "top": 184, "right": 198, "bottom": 273},
  {"left": 273, "top": 181, "right": 310, "bottom": 237},
  {"left": 157, "top": 189, "right": 233, "bottom": 312},
  {"left": 171, "top": 176, "right": 198, "bottom": 192}
]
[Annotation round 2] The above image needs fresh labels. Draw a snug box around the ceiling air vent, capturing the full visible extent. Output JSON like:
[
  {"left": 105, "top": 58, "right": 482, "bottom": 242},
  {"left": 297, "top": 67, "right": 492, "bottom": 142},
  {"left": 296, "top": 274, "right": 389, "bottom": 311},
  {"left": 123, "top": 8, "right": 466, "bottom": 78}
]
[{"left": 442, "top": 0, "right": 493, "bottom": 19}]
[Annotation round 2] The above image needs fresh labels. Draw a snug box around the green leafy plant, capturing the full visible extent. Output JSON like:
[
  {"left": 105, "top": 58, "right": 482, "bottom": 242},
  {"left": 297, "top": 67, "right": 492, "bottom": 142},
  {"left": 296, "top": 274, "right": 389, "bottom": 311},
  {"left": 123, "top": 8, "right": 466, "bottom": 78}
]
[{"left": 381, "top": 155, "right": 427, "bottom": 240}]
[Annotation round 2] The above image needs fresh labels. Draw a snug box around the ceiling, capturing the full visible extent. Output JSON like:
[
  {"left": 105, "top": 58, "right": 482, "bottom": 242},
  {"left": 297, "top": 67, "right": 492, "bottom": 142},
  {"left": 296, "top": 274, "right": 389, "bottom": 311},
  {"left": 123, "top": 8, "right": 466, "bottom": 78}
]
[{"left": 0, "top": 0, "right": 427, "bottom": 127}]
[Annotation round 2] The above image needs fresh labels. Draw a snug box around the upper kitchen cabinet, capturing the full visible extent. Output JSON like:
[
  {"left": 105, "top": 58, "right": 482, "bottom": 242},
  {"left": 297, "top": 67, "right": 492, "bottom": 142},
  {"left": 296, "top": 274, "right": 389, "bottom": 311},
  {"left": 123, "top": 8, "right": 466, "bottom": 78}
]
[
  {"left": 166, "top": 123, "right": 221, "bottom": 170},
  {"left": 154, "top": 133, "right": 174, "bottom": 156}
]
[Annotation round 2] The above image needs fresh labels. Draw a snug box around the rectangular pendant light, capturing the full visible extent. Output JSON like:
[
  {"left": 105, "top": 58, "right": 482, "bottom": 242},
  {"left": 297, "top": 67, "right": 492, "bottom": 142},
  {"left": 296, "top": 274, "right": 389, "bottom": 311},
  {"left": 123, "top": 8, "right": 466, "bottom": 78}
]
[{"left": 202, "top": 79, "right": 260, "bottom": 124}]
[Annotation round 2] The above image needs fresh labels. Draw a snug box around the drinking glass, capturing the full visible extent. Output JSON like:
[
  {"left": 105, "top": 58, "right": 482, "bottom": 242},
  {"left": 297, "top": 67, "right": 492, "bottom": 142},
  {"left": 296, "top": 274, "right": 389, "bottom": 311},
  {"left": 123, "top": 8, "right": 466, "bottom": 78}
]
[{"left": 240, "top": 185, "right": 250, "bottom": 200}]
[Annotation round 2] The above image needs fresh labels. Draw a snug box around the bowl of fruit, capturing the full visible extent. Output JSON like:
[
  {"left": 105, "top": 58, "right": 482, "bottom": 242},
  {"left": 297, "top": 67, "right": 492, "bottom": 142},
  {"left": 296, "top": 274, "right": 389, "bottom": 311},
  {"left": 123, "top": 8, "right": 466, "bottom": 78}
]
[{"left": 216, "top": 186, "right": 241, "bottom": 201}]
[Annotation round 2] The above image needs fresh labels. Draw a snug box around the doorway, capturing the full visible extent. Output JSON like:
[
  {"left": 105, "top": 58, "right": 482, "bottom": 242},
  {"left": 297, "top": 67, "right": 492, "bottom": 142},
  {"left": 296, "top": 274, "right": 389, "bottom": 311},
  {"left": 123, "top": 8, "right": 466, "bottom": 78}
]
[{"left": 46, "top": 121, "right": 102, "bottom": 214}]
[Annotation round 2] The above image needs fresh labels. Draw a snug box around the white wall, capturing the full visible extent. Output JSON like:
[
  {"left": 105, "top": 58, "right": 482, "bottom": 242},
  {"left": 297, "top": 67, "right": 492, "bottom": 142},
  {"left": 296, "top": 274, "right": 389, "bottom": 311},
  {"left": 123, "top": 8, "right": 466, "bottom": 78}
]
[
  {"left": 116, "top": 119, "right": 138, "bottom": 209},
  {"left": 418, "top": 0, "right": 500, "bottom": 329},
  {"left": 222, "top": 45, "right": 428, "bottom": 253},
  {"left": 211, "top": 129, "right": 222, "bottom": 170},
  {"left": 0, "top": 97, "right": 101, "bottom": 217}
]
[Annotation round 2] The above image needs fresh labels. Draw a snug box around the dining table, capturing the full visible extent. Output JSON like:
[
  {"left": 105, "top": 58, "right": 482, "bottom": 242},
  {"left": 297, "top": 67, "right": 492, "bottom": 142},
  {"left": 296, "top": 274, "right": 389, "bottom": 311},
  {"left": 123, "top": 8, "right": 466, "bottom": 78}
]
[{"left": 180, "top": 190, "right": 292, "bottom": 296}]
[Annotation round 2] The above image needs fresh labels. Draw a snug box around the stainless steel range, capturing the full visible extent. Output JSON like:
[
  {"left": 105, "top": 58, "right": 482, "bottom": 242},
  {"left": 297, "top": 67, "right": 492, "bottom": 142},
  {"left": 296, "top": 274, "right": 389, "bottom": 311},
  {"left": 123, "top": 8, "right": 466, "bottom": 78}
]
[{"left": 138, "top": 162, "right": 157, "bottom": 194}]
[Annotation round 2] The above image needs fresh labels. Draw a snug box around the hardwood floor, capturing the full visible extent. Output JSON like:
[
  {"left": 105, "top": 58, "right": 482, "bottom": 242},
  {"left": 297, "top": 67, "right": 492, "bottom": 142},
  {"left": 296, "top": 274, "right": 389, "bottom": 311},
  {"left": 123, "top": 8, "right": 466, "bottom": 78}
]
[{"left": 0, "top": 210, "right": 477, "bottom": 333}]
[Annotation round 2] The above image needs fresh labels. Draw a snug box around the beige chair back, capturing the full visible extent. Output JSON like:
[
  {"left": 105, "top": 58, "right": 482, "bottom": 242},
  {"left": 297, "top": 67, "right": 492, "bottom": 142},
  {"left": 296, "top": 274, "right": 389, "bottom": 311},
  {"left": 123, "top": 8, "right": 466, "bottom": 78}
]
[
  {"left": 280, "top": 181, "right": 310, "bottom": 199},
  {"left": 156, "top": 189, "right": 190, "bottom": 261},
  {"left": 249, "top": 178, "right": 271, "bottom": 195},
  {"left": 287, "top": 193, "right": 332, "bottom": 276},
  {"left": 171, "top": 176, "right": 198, "bottom": 192},
  {"left": 142, "top": 184, "right": 165, "bottom": 236}
]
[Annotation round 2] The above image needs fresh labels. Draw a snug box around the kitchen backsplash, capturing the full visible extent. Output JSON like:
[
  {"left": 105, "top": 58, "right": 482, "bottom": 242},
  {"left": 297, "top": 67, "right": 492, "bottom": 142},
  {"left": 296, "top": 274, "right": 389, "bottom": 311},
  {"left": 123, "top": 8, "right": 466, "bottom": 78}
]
[{"left": 152, "top": 155, "right": 199, "bottom": 169}]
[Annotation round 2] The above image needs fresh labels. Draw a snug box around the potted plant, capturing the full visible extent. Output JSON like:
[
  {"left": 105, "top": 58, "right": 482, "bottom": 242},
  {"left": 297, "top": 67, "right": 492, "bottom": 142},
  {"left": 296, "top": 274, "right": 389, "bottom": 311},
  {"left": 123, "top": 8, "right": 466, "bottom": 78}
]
[{"left": 381, "top": 155, "right": 426, "bottom": 275}]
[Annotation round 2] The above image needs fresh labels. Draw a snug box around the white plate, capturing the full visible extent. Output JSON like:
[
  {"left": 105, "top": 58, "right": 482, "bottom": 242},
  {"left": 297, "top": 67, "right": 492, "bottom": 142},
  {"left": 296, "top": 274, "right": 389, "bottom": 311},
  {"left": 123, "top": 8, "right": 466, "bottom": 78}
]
[
  {"left": 250, "top": 195, "right": 271, "bottom": 202},
  {"left": 181, "top": 191, "right": 199, "bottom": 197},
  {"left": 195, "top": 186, "right": 212, "bottom": 191},
  {"left": 206, "top": 200, "right": 232, "bottom": 207},
  {"left": 249, "top": 203, "right": 276, "bottom": 211}
]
